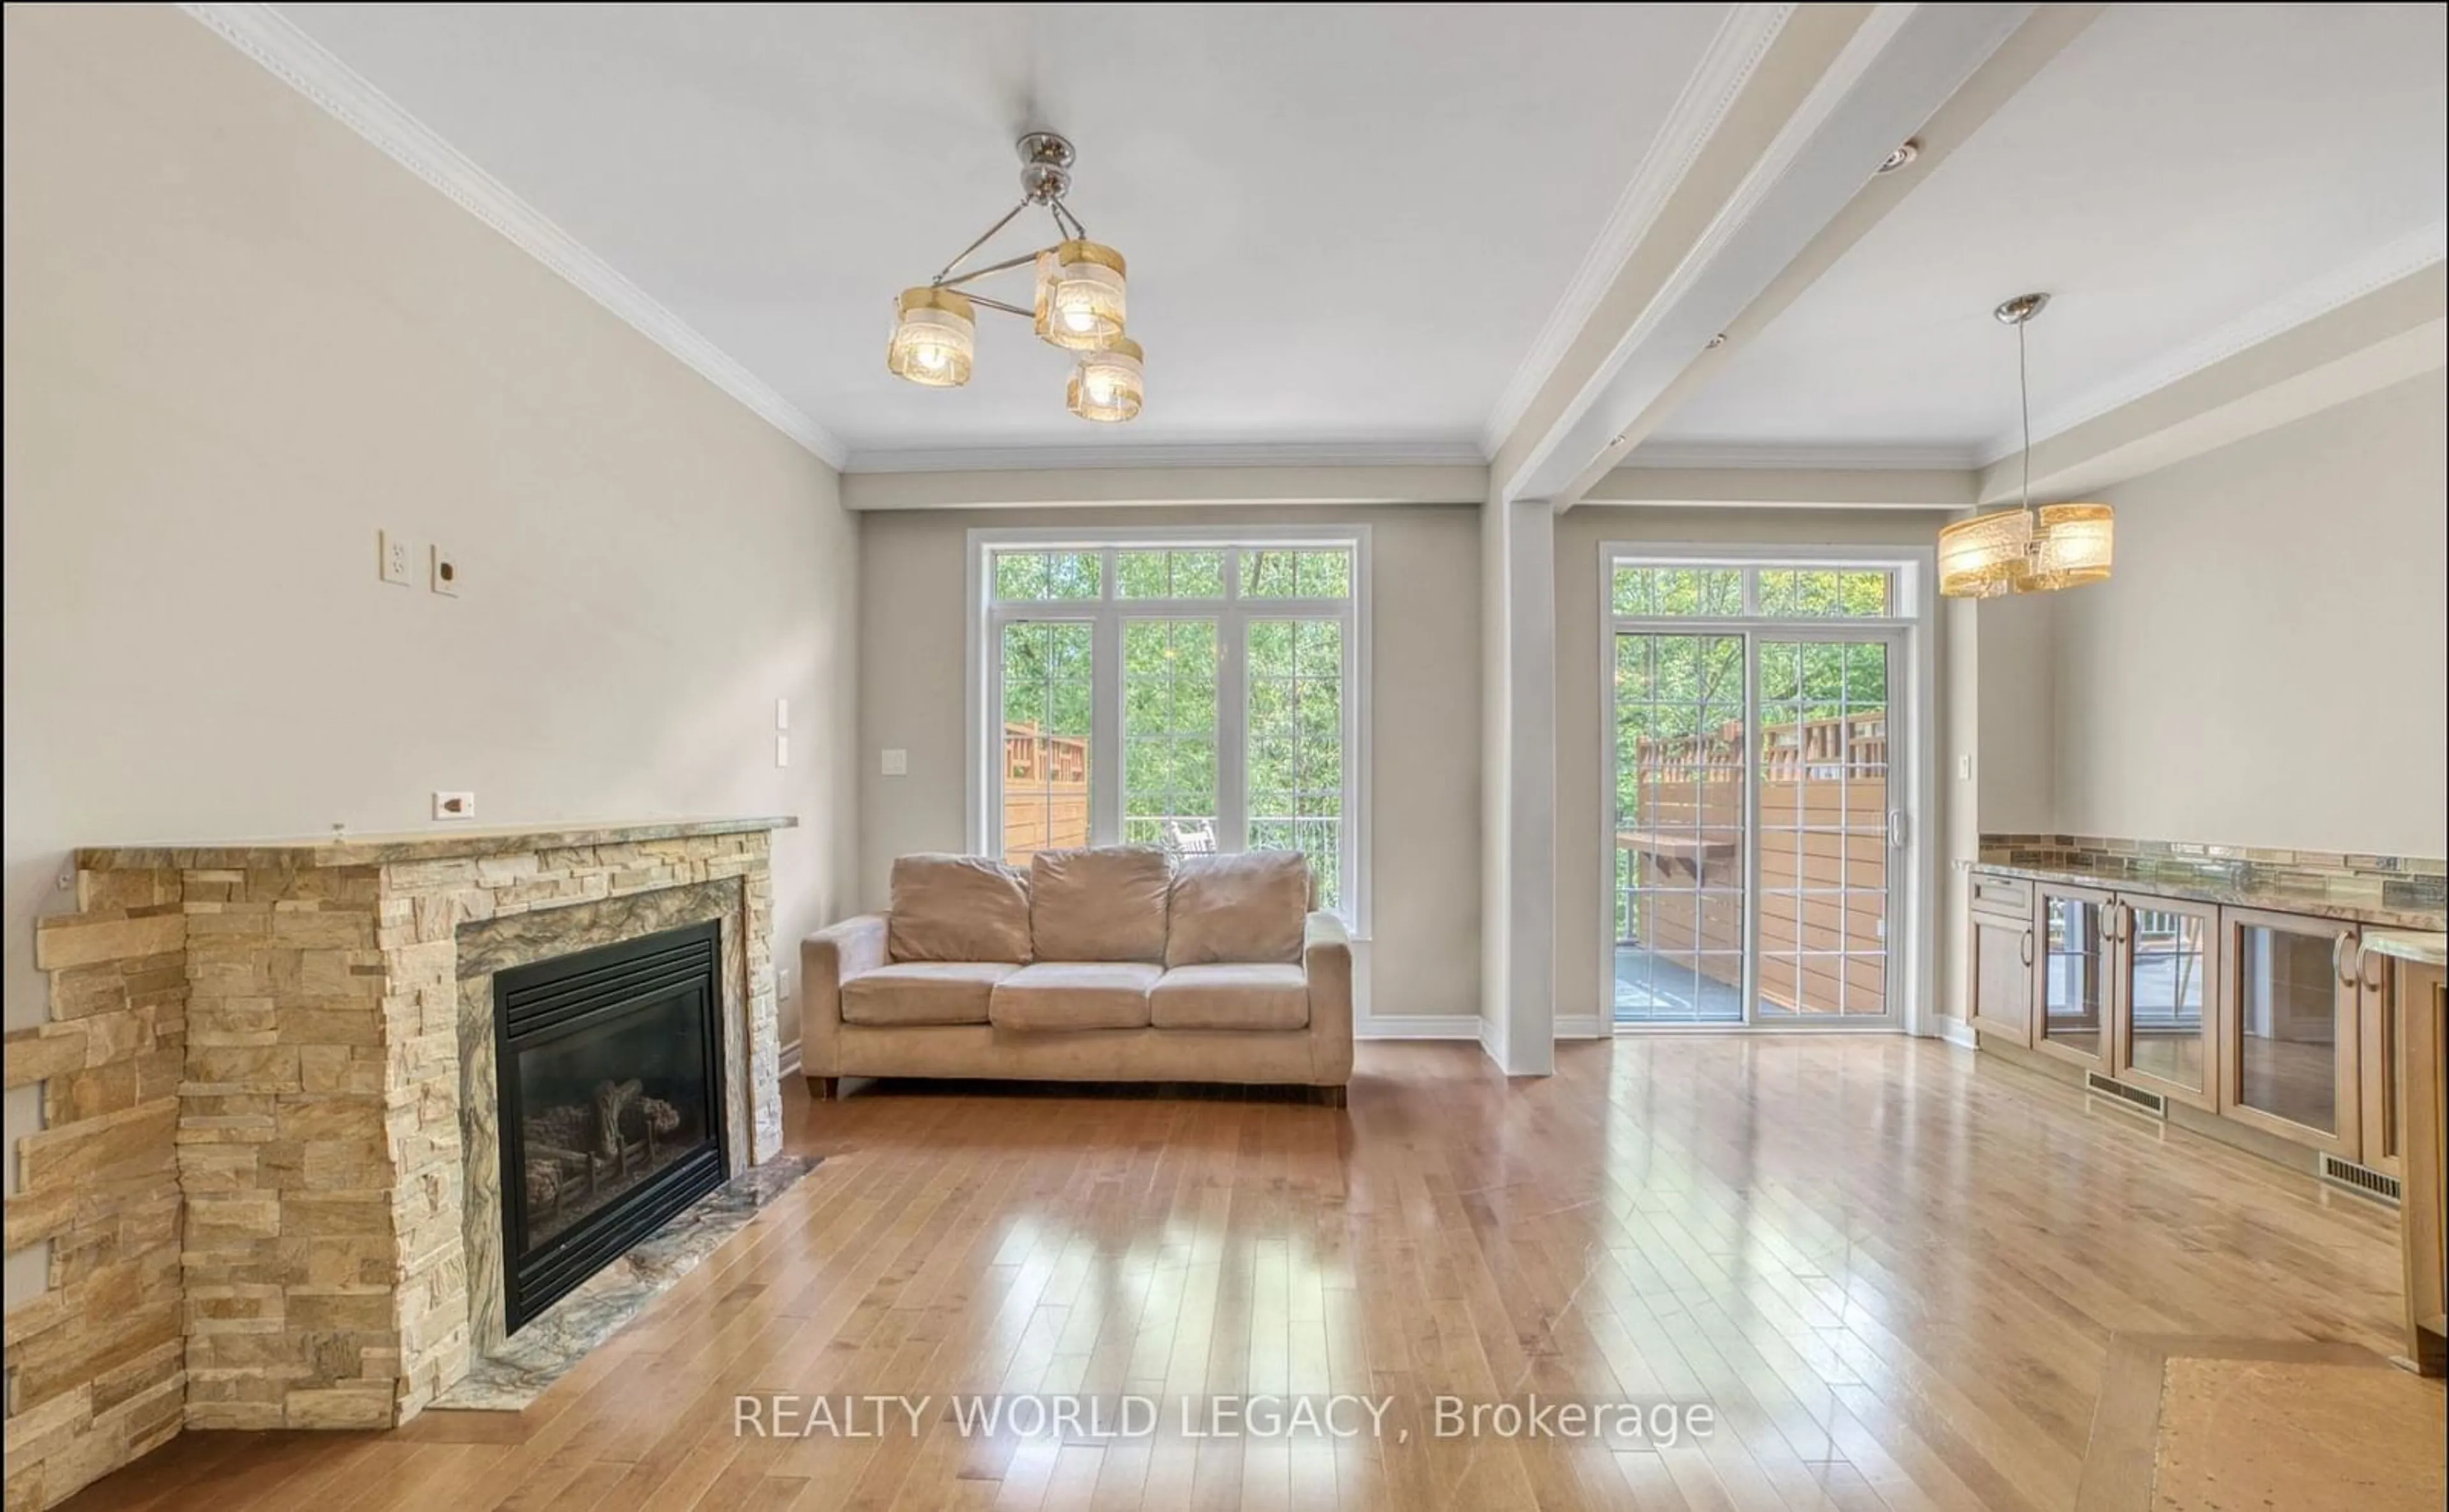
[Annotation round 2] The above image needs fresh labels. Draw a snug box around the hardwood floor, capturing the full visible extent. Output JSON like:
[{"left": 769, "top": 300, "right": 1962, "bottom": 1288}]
[{"left": 59, "top": 1037, "right": 2434, "bottom": 1511}]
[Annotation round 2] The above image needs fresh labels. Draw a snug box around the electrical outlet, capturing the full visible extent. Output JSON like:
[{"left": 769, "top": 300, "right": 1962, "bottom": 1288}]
[
  {"left": 432, "top": 791, "right": 476, "bottom": 821},
  {"left": 881, "top": 749, "right": 908, "bottom": 777},
  {"left": 775, "top": 734, "right": 790, "bottom": 768},
  {"left": 430, "top": 545, "right": 460, "bottom": 597},
  {"left": 379, "top": 531, "right": 414, "bottom": 586}
]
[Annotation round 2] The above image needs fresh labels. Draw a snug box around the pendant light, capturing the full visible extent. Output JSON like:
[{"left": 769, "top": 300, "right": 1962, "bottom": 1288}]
[
  {"left": 1938, "top": 293, "right": 2114, "bottom": 598},
  {"left": 886, "top": 133, "right": 1143, "bottom": 421},
  {"left": 1067, "top": 337, "right": 1145, "bottom": 423},
  {"left": 884, "top": 287, "right": 975, "bottom": 387}
]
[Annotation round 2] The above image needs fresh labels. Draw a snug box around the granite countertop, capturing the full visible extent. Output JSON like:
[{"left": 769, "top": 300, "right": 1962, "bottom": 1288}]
[
  {"left": 1970, "top": 857, "right": 2447, "bottom": 931},
  {"left": 76, "top": 816, "right": 797, "bottom": 870},
  {"left": 2362, "top": 929, "right": 2448, "bottom": 967}
]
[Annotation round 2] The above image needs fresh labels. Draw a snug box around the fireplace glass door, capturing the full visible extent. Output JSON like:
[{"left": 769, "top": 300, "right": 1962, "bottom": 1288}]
[{"left": 497, "top": 920, "right": 728, "bottom": 1331}]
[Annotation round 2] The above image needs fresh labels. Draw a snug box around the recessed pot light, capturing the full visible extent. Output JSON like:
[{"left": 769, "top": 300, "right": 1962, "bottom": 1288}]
[{"left": 1875, "top": 138, "right": 1922, "bottom": 175}]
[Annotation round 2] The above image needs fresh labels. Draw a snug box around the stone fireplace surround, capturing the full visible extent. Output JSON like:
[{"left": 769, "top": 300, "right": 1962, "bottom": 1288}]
[{"left": 5, "top": 818, "right": 791, "bottom": 1511}]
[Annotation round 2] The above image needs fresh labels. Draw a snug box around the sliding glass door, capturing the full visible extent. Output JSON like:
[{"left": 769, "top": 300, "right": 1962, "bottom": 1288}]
[
  {"left": 1608, "top": 562, "right": 1912, "bottom": 1029},
  {"left": 1613, "top": 633, "right": 1748, "bottom": 1023}
]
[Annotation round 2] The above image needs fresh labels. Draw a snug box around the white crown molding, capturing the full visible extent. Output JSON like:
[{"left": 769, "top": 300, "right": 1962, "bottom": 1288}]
[
  {"left": 1477, "top": 4, "right": 1795, "bottom": 459},
  {"left": 1622, "top": 439, "right": 1983, "bottom": 471},
  {"left": 844, "top": 438, "right": 1490, "bottom": 474},
  {"left": 1983, "top": 219, "right": 2449, "bottom": 464},
  {"left": 179, "top": 3, "right": 851, "bottom": 470}
]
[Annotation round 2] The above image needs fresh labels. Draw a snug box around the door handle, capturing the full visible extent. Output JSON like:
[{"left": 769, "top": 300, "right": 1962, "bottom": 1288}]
[{"left": 1886, "top": 809, "right": 1907, "bottom": 850}]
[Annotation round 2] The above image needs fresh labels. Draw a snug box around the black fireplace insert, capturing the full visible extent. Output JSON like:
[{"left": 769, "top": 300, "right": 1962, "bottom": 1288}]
[{"left": 495, "top": 919, "right": 728, "bottom": 1332}]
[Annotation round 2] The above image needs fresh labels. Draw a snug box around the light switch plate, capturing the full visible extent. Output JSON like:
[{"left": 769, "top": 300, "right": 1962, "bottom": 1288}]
[
  {"left": 775, "top": 698, "right": 790, "bottom": 731},
  {"left": 379, "top": 531, "right": 414, "bottom": 587},
  {"left": 775, "top": 734, "right": 790, "bottom": 768},
  {"left": 1957, "top": 754, "right": 1973, "bottom": 781},
  {"left": 881, "top": 749, "right": 908, "bottom": 777},
  {"left": 429, "top": 545, "right": 460, "bottom": 597}
]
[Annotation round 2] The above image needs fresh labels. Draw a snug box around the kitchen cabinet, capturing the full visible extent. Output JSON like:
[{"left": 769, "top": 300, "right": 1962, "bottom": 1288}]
[
  {"left": 2217, "top": 906, "right": 2363, "bottom": 1161},
  {"left": 2114, "top": 895, "right": 2220, "bottom": 1110},
  {"left": 2033, "top": 881, "right": 2116, "bottom": 1069},
  {"left": 1968, "top": 872, "right": 2033, "bottom": 1046}
]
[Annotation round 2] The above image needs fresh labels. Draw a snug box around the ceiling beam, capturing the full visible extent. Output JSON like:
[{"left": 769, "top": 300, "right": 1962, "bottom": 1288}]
[
  {"left": 1582, "top": 466, "right": 1976, "bottom": 510},
  {"left": 839, "top": 464, "right": 1489, "bottom": 512},
  {"left": 1585, "top": 3, "right": 2108, "bottom": 506},
  {"left": 1978, "top": 263, "right": 2448, "bottom": 504},
  {"left": 1494, "top": 4, "right": 2095, "bottom": 510}
]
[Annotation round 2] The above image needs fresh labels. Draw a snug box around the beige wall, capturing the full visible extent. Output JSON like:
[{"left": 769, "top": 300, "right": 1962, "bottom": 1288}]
[
  {"left": 3, "top": 4, "right": 859, "bottom": 1304},
  {"left": 2050, "top": 369, "right": 2447, "bottom": 856},
  {"left": 1554, "top": 506, "right": 1970, "bottom": 1027},
  {"left": 857, "top": 504, "right": 1483, "bottom": 1022}
]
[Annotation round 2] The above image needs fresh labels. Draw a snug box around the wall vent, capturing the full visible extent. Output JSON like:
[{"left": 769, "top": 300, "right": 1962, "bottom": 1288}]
[
  {"left": 2320, "top": 1154, "right": 2401, "bottom": 1206},
  {"left": 2084, "top": 1071, "right": 2167, "bottom": 1119}
]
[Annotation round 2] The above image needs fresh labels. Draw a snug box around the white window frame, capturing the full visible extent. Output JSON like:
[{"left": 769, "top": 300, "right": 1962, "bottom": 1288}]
[
  {"left": 967, "top": 524, "right": 1372, "bottom": 932},
  {"left": 1596, "top": 541, "right": 1938, "bottom": 1036}
]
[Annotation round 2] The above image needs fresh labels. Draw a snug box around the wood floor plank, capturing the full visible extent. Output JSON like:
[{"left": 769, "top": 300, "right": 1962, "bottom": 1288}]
[{"left": 52, "top": 1039, "right": 2433, "bottom": 1512}]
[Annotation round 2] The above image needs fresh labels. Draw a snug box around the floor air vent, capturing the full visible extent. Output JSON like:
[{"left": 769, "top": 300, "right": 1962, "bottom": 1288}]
[
  {"left": 2084, "top": 1071, "right": 2166, "bottom": 1118},
  {"left": 2320, "top": 1154, "right": 2401, "bottom": 1205}
]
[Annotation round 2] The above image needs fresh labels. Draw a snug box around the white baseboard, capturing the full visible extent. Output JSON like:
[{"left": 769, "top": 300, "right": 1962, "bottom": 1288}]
[
  {"left": 1936, "top": 1018, "right": 1977, "bottom": 1049},
  {"left": 1356, "top": 1015, "right": 1484, "bottom": 1041},
  {"left": 1554, "top": 1014, "right": 1607, "bottom": 1039}
]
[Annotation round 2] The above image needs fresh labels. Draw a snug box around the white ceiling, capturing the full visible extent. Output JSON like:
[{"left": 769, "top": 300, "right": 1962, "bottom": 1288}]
[
  {"left": 267, "top": 2, "right": 1737, "bottom": 466},
  {"left": 1644, "top": 2, "right": 2448, "bottom": 467}
]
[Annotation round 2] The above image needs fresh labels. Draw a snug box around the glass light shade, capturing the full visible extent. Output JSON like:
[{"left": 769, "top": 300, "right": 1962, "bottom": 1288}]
[
  {"left": 1938, "top": 507, "right": 2034, "bottom": 599},
  {"left": 886, "top": 286, "right": 975, "bottom": 387},
  {"left": 2021, "top": 503, "right": 2114, "bottom": 592},
  {"left": 1066, "top": 338, "right": 1144, "bottom": 423},
  {"left": 1031, "top": 249, "right": 1059, "bottom": 343},
  {"left": 1040, "top": 240, "right": 1126, "bottom": 351}
]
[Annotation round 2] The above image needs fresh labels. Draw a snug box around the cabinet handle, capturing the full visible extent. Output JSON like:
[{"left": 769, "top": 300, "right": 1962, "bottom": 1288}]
[
  {"left": 2020, "top": 929, "right": 2034, "bottom": 966},
  {"left": 2333, "top": 932, "right": 2360, "bottom": 985}
]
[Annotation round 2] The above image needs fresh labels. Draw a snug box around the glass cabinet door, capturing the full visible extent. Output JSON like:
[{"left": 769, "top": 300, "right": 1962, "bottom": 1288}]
[
  {"left": 2036, "top": 885, "right": 2115, "bottom": 1065},
  {"left": 2117, "top": 898, "right": 2217, "bottom": 1107},
  {"left": 2219, "top": 909, "right": 2361, "bottom": 1159}
]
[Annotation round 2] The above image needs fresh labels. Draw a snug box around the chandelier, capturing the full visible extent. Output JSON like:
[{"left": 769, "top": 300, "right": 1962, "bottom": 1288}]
[
  {"left": 1938, "top": 293, "right": 2115, "bottom": 598},
  {"left": 885, "top": 133, "right": 1142, "bottom": 423}
]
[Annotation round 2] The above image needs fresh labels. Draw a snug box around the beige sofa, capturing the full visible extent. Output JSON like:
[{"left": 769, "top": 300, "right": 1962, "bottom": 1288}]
[{"left": 800, "top": 846, "right": 1351, "bottom": 1103}]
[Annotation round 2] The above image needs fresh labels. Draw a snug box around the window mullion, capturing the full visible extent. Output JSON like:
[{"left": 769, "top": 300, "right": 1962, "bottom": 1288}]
[
  {"left": 1218, "top": 609, "right": 1250, "bottom": 852},
  {"left": 1091, "top": 612, "right": 1123, "bottom": 847}
]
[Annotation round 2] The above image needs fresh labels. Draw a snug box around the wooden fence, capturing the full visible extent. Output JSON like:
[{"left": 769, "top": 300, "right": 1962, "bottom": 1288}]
[
  {"left": 1001, "top": 723, "right": 1090, "bottom": 864},
  {"left": 1618, "top": 713, "right": 1888, "bottom": 1015}
]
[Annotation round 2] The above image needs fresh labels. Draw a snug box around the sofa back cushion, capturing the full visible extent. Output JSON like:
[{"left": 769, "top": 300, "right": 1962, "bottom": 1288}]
[
  {"left": 1029, "top": 846, "right": 1173, "bottom": 962},
  {"left": 886, "top": 854, "right": 1033, "bottom": 964},
  {"left": 1164, "top": 849, "right": 1310, "bottom": 966}
]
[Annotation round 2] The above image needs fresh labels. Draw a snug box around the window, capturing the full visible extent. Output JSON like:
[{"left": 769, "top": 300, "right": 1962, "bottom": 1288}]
[
  {"left": 1610, "top": 564, "right": 1894, "bottom": 619},
  {"left": 974, "top": 531, "right": 1366, "bottom": 918}
]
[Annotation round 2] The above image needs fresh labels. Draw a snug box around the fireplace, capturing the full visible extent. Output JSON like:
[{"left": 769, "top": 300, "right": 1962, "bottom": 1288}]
[{"left": 495, "top": 919, "right": 729, "bottom": 1332}]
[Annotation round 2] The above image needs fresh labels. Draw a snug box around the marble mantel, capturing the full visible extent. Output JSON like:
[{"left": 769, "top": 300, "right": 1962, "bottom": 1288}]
[
  {"left": 8, "top": 816, "right": 794, "bottom": 1506},
  {"left": 73, "top": 815, "right": 795, "bottom": 870}
]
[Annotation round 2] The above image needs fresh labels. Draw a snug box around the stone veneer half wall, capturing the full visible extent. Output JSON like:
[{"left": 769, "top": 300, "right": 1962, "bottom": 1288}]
[{"left": 4, "top": 819, "right": 791, "bottom": 1511}]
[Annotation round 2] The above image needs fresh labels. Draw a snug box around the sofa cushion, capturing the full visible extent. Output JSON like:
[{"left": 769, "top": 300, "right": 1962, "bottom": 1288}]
[
  {"left": 841, "top": 961, "right": 1016, "bottom": 1026},
  {"left": 1149, "top": 963, "right": 1310, "bottom": 1031},
  {"left": 989, "top": 962, "right": 1161, "bottom": 1031},
  {"left": 1163, "top": 850, "right": 1310, "bottom": 966},
  {"left": 1028, "top": 846, "right": 1172, "bottom": 963},
  {"left": 887, "top": 855, "right": 1032, "bottom": 964}
]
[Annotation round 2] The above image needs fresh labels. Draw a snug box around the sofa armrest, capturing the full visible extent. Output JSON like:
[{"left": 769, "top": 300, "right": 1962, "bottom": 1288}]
[
  {"left": 1303, "top": 911, "right": 1353, "bottom": 1085},
  {"left": 801, "top": 913, "right": 888, "bottom": 1079}
]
